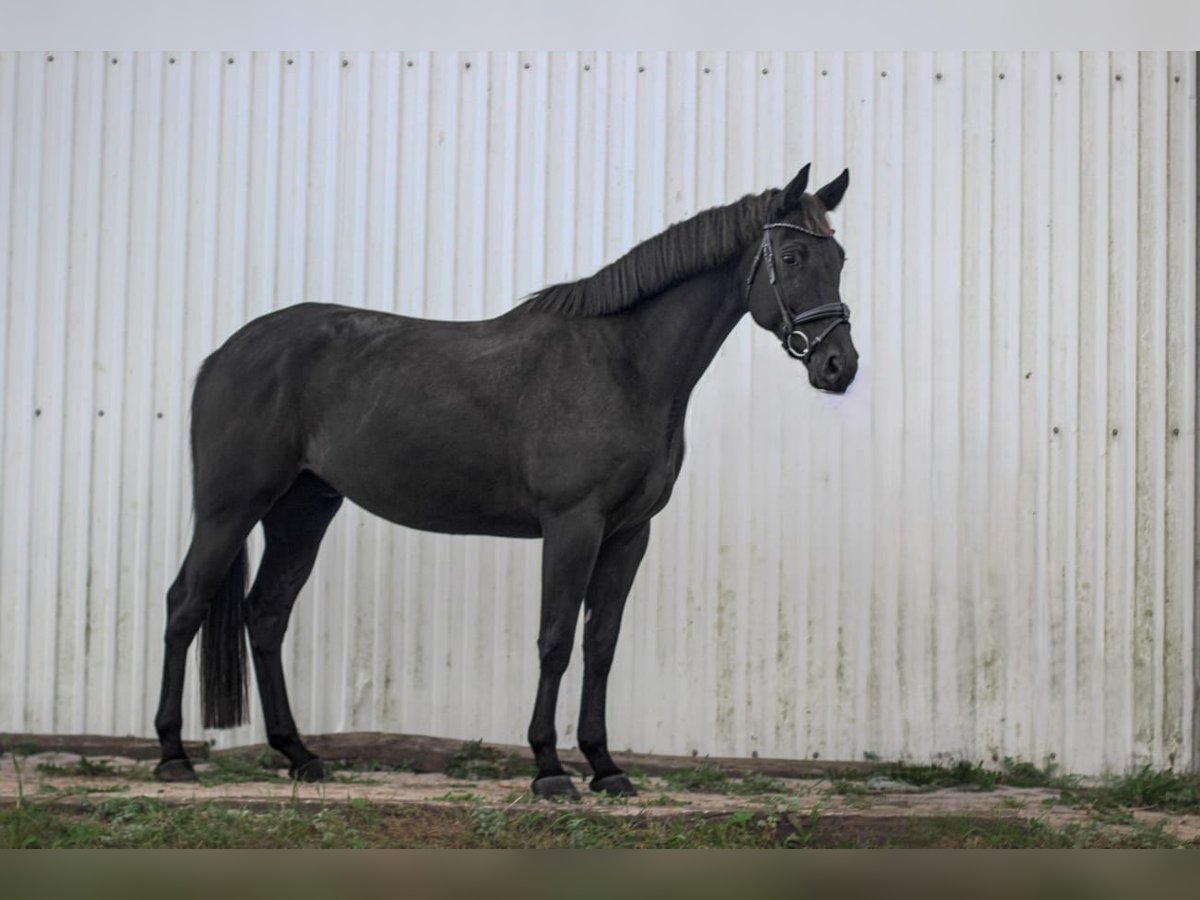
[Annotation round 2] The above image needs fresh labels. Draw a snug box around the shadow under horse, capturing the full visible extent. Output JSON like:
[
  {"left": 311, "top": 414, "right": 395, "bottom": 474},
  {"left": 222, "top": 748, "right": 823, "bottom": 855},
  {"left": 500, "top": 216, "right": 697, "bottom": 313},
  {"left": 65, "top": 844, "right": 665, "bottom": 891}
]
[{"left": 153, "top": 163, "right": 859, "bottom": 799}]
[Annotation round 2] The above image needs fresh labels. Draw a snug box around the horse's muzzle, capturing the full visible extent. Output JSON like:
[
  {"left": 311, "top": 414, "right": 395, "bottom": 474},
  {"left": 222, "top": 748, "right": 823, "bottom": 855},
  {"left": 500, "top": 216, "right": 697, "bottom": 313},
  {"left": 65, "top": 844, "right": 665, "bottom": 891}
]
[{"left": 808, "top": 350, "right": 857, "bottom": 394}]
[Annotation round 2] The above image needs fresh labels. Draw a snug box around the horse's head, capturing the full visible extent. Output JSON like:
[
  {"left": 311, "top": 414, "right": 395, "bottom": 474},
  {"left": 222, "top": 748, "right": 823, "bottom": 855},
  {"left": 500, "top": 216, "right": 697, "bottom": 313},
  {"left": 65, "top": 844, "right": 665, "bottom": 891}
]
[{"left": 743, "top": 164, "right": 858, "bottom": 394}]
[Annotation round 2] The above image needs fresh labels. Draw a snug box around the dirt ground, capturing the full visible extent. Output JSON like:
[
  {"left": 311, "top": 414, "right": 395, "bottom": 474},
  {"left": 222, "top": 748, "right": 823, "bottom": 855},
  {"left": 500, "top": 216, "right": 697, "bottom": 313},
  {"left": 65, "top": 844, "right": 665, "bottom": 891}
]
[{"left": 4, "top": 750, "right": 1200, "bottom": 845}]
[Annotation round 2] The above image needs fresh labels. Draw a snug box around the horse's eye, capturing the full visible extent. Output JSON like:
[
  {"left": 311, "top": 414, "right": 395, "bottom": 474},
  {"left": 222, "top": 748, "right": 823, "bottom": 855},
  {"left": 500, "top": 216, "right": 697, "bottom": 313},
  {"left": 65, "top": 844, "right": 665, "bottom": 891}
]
[{"left": 781, "top": 253, "right": 797, "bottom": 265}]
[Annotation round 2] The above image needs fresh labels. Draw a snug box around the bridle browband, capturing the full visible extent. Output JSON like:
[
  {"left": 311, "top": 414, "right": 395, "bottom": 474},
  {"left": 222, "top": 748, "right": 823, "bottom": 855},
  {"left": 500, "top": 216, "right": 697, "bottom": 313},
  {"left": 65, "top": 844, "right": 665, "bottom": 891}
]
[{"left": 744, "top": 222, "right": 851, "bottom": 362}]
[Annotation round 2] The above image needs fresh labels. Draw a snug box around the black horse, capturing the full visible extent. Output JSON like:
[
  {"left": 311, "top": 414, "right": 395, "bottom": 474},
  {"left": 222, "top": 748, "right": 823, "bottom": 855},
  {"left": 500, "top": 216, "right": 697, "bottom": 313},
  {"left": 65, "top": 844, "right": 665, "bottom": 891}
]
[{"left": 153, "top": 163, "right": 857, "bottom": 799}]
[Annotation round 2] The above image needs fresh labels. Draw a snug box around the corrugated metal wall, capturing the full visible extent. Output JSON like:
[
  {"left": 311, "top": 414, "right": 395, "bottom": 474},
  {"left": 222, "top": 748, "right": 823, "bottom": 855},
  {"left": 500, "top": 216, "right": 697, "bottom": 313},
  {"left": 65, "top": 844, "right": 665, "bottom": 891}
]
[{"left": 0, "top": 51, "right": 1195, "bottom": 774}]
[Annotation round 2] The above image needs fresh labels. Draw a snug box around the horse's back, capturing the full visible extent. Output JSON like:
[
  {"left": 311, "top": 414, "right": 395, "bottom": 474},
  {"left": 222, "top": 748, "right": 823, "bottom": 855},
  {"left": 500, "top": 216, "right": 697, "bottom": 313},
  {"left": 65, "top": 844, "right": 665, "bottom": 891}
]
[{"left": 189, "top": 302, "right": 552, "bottom": 534}]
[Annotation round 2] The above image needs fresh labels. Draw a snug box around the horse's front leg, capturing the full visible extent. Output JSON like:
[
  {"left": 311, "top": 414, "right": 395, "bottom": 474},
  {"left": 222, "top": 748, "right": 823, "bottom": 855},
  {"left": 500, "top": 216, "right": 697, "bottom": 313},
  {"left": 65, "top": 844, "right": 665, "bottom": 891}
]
[
  {"left": 527, "top": 512, "right": 605, "bottom": 799},
  {"left": 577, "top": 521, "right": 650, "bottom": 796}
]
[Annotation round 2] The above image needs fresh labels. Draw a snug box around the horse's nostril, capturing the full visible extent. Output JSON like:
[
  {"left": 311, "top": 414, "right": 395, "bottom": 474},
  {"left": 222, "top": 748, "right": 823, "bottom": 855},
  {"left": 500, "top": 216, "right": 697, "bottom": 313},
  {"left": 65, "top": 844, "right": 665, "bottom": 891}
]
[{"left": 825, "top": 354, "right": 842, "bottom": 378}]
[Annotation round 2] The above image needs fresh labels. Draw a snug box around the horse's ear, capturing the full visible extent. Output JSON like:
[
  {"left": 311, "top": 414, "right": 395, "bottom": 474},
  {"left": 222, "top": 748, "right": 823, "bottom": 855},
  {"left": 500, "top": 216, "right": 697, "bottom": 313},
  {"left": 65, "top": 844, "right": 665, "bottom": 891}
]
[
  {"left": 816, "top": 168, "right": 850, "bottom": 212},
  {"left": 776, "top": 163, "right": 811, "bottom": 211}
]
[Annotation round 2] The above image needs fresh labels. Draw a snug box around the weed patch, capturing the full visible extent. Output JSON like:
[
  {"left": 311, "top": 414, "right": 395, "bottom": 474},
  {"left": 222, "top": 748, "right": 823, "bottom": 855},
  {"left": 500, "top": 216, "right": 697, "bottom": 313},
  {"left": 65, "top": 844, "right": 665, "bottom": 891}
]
[
  {"left": 1059, "top": 766, "right": 1200, "bottom": 813},
  {"left": 659, "top": 761, "right": 787, "bottom": 796},
  {"left": 444, "top": 740, "right": 535, "bottom": 780},
  {"left": 34, "top": 757, "right": 126, "bottom": 779},
  {"left": 828, "top": 758, "right": 1063, "bottom": 795},
  {"left": 200, "top": 752, "right": 287, "bottom": 785}
]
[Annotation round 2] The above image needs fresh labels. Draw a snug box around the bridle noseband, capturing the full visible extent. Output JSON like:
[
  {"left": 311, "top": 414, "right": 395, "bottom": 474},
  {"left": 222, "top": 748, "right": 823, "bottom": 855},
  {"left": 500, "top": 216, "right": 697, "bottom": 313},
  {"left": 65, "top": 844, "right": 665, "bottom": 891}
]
[{"left": 745, "top": 222, "right": 850, "bottom": 362}]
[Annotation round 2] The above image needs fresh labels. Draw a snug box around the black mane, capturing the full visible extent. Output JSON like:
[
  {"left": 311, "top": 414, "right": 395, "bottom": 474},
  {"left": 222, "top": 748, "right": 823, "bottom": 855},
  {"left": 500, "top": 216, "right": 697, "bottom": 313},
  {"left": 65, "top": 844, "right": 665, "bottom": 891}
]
[{"left": 521, "top": 189, "right": 833, "bottom": 318}]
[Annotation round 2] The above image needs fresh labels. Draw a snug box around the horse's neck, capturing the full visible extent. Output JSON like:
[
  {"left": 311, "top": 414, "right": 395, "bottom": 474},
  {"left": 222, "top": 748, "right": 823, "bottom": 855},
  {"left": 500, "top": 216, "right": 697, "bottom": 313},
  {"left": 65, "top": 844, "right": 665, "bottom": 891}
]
[{"left": 626, "top": 267, "right": 747, "bottom": 406}]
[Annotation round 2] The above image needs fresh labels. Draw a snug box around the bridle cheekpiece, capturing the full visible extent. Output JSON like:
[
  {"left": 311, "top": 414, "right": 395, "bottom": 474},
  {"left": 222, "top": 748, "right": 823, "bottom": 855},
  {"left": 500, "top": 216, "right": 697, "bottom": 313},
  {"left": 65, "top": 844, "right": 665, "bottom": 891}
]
[{"left": 745, "top": 222, "right": 851, "bottom": 362}]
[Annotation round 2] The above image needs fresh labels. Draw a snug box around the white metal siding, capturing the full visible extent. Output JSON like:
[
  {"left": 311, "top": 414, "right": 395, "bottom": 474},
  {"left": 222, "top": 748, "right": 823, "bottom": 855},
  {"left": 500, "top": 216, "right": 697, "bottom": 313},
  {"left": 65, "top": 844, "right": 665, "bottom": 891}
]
[{"left": 0, "top": 51, "right": 1194, "bottom": 774}]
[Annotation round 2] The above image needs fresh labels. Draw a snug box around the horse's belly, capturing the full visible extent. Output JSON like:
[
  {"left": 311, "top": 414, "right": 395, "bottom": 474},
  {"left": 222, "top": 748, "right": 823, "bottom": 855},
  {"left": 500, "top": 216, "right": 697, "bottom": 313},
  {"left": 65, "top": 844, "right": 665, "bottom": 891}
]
[
  {"left": 335, "top": 476, "right": 541, "bottom": 537},
  {"left": 306, "top": 444, "right": 541, "bottom": 538},
  {"left": 372, "top": 501, "right": 542, "bottom": 538}
]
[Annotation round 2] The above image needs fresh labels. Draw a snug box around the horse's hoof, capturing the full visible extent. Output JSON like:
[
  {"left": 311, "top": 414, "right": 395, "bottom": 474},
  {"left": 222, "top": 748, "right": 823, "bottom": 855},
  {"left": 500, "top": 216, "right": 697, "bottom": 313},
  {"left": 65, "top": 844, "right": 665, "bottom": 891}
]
[
  {"left": 289, "top": 758, "right": 327, "bottom": 782},
  {"left": 590, "top": 773, "right": 637, "bottom": 797},
  {"left": 154, "top": 758, "right": 197, "bottom": 783},
  {"left": 531, "top": 774, "right": 580, "bottom": 801}
]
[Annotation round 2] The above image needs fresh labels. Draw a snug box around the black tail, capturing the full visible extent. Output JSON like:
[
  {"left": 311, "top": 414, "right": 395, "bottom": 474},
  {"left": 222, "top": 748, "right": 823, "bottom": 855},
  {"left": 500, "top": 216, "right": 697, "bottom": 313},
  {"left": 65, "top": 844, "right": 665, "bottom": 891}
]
[{"left": 200, "top": 544, "right": 249, "bottom": 728}]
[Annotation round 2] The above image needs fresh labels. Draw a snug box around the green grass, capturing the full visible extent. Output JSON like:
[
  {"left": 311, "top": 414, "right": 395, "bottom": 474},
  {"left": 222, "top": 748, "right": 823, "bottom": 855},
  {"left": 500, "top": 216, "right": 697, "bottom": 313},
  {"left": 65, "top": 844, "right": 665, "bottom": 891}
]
[
  {"left": 35, "top": 783, "right": 131, "bottom": 798},
  {"left": 34, "top": 757, "right": 126, "bottom": 779},
  {"left": 1, "top": 798, "right": 1188, "bottom": 849},
  {"left": 658, "top": 761, "right": 787, "bottom": 796},
  {"left": 734, "top": 772, "right": 789, "bottom": 795},
  {"left": 826, "top": 757, "right": 1200, "bottom": 816},
  {"left": 443, "top": 740, "right": 536, "bottom": 780},
  {"left": 829, "top": 757, "right": 1062, "bottom": 796},
  {"left": 11, "top": 744, "right": 1198, "bottom": 848},
  {"left": 1058, "top": 766, "right": 1200, "bottom": 813},
  {"left": 659, "top": 761, "right": 731, "bottom": 793},
  {"left": 199, "top": 751, "right": 288, "bottom": 785},
  {"left": 201, "top": 750, "right": 402, "bottom": 785},
  {"left": 2, "top": 797, "right": 387, "bottom": 849},
  {"left": 324, "top": 762, "right": 386, "bottom": 785},
  {"left": 464, "top": 807, "right": 807, "bottom": 849},
  {"left": 999, "top": 758, "right": 1058, "bottom": 788}
]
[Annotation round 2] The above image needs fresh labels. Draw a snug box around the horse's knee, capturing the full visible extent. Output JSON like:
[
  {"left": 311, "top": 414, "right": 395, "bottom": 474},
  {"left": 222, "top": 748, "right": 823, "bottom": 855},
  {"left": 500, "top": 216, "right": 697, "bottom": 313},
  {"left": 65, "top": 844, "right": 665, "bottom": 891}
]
[{"left": 537, "top": 633, "right": 573, "bottom": 677}]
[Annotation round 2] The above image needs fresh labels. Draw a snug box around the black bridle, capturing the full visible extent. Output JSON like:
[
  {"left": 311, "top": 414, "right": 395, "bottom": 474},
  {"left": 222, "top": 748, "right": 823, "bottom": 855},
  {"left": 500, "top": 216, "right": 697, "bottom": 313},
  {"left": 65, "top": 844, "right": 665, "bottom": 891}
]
[{"left": 745, "top": 222, "right": 851, "bottom": 361}]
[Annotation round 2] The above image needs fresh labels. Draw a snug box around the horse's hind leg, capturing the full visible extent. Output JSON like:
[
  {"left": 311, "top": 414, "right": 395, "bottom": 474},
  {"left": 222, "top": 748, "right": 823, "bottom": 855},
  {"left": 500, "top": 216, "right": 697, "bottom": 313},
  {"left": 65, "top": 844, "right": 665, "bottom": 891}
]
[
  {"left": 244, "top": 471, "right": 343, "bottom": 781},
  {"left": 154, "top": 506, "right": 265, "bottom": 781}
]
